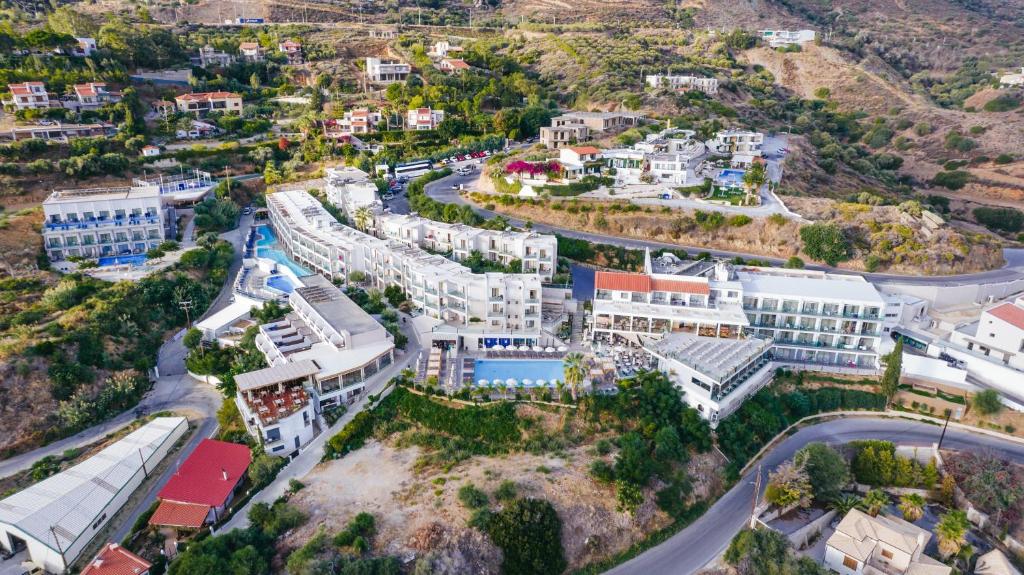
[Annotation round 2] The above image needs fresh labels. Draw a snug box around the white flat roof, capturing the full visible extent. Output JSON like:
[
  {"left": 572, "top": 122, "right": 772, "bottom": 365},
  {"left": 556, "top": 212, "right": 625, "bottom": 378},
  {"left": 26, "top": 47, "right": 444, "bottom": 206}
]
[
  {"left": 738, "top": 271, "right": 885, "bottom": 305},
  {"left": 288, "top": 339, "right": 394, "bottom": 378},
  {"left": 645, "top": 333, "right": 772, "bottom": 383},
  {"left": 235, "top": 359, "right": 320, "bottom": 391},
  {"left": 195, "top": 299, "right": 257, "bottom": 333},
  {"left": 45, "top": 186, "right": 160, "bottom": 205},
  {"left": 0, "top": 417, "right": 186, "bottom": 557}
]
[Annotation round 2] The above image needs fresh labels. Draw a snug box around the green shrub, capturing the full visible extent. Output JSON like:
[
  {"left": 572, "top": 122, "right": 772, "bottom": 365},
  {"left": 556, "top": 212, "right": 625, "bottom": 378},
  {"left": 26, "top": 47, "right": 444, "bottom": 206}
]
[
  {"left": 458, "top": 483, "right": 490, "bottom": 509},
  {"left": 931, "top": 170, "right": 971, "bottom": 190},
  {"left": 484, "top": 498, "right": 567, "bottom": 575},
  {"left": 799, "top": 223, "right": 850, "bottom": 266},
  {"left": 983, "top": 94, "right": 1021, "bottom": 112},
  {"left": 974, "top": 206, "right": 1024, "bottom": 233}
]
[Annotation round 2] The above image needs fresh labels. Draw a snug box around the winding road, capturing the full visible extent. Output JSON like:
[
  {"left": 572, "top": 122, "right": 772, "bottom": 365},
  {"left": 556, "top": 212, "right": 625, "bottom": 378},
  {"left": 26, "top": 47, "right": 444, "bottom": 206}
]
[
  {"left": 606, "top": 416, "right": 1024, "bottom": 575},
  {"left": 408, "top": 169, "right": 1024, "bottom": 288}
]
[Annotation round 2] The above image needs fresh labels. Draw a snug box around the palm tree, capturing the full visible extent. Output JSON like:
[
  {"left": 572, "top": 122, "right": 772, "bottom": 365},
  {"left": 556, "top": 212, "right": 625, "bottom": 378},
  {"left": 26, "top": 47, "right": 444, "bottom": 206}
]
[
  {"left": 496, "top": 382, "right": 507, "bottom": 400},
  {"left": 829, "top": 494, "right": 862, "bottom": 517},
  {"left": 860, "top": 489, "right": 889, "bottom": 517},
  {"left": 935, "top": 510, "right": 970, "bottom": 558},
  {"left": 563, "top": 352, "right": 586, "bottom": 401},
  {"left": 898, "top": 493, "right": 926, "bottom": 522},
  {"left": 554, "top": 380, "right": 566, "bottom": 403},
  {"left": 353, "top": 206, "right": 373, "bottom": 232}
]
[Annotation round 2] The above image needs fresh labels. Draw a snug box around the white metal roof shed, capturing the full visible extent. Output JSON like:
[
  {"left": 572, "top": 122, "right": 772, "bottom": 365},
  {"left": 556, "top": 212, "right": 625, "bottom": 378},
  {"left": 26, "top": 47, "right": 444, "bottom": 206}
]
[{"left": 0, "top": 417, "right": 187, "bottom": 573}]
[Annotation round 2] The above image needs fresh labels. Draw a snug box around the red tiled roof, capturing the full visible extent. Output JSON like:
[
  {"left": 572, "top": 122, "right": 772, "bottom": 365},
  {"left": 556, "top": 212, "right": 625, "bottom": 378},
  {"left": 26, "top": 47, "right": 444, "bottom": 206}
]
[
  {"left": 650, "top": 278, "right": 711, "bottom": 295},
  {"left": 175, "top": 91, "right": 240, "bottom": 102},
  {"left": 595, "top": 271, "right": 651, "bottom": 293},
  {"left": 74, "top": 82, "right": 106, "bottom": 97},
  {"left": 9, "top": 82, "right": 44, "bottom": 95},
  {"left": 157, "top": 439, "right": 251, "bottom": 507},
  {"left": 239, "top": 42, "right": 259, "bottom": 50},
  {"left": 568, "top": 146, "right": 601, "bottom": 155},
  {"left": 148, "top": 500, "right": 211, "bottom": 529},
  {"left": 81, "top": 543, "right": 151, "bottom": 575},
  {"left": 989, "top": 302, "right": 1024, "bottom": 330},
  {"left": 442, "top": 58, "right": 470, "bottom": 69}
]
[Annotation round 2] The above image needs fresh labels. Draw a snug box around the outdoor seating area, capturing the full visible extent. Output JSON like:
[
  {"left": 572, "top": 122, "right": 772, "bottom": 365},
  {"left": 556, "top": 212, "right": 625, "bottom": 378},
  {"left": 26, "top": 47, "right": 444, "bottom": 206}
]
[
  {"left": 242, "top": 383, "right": 309, "bottom": 425},
  {"left": 484, "top": 345, "right": 567, "bottom": 359}
]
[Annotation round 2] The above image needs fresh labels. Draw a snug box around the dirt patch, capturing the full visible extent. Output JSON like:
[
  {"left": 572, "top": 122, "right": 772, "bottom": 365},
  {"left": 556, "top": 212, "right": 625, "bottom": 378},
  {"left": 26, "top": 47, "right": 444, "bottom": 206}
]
[{"left": 287, "top": 437, "right": 723, "bottom": 572}]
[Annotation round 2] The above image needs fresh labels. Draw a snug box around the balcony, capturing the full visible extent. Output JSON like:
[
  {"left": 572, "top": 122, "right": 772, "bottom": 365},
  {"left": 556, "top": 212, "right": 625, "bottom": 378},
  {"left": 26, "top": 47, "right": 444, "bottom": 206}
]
[{"left": 774, "top": 339, "right": 876, "bottom": 353}]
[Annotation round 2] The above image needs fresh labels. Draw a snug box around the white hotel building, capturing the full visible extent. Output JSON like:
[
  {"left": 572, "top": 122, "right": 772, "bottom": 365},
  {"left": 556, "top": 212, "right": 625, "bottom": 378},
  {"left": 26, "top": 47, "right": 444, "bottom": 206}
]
[
  {"left": 645, "top": 74, "right": 719, "bottom": 95},
  {"left": 266, "top": 190, "right": 550, "bottom": 350},
  {"left": 593, "top": 252, "right": 887, "bottom": 422},
  {"left": 42, "top": 186, "right": 167, "bottom": 261}
]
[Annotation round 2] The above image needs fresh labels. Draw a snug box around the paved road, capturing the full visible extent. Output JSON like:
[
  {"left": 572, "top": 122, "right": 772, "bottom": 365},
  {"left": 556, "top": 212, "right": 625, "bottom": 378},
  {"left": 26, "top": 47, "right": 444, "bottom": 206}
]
[
  {"left": 606, "top": 416, "right": 1024, "bottom": 575},
  {"left": 412, "top": 169, "right": 1024, "bottom": 287}
]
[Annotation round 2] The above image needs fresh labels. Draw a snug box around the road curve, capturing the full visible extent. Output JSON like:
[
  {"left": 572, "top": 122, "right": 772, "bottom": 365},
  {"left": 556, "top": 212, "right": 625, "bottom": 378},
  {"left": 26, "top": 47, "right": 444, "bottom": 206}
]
[
  {"left": 413, "top": 170, "right": 1024, "bottom": 288},
  {"left": 604, "top": 416, "right": 1024, "bottom": 575}
]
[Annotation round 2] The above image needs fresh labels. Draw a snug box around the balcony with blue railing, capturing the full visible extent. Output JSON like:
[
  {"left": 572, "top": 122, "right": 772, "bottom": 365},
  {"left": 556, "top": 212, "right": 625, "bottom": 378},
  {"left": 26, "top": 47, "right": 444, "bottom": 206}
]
[{"left": 45, "top": 215, "right": 161, "bottom": 231}]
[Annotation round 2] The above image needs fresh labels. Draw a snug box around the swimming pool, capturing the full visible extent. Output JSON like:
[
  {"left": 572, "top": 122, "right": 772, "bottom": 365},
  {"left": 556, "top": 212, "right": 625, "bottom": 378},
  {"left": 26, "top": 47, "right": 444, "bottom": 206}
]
[
  {"left": 254, "top": 225, "right": 312, "bottom": 277},
  {"left": 266, "top": 274, "right": 298, "bottom": 294},
  {"left": 474, "top": 359, "right": 565, "bottom": 386},
  {"left": 97, "top": 254, "right": 148, "bottom": 267},
  {"left": 716, "top": 168, "right": 746, "bottom": 188}
]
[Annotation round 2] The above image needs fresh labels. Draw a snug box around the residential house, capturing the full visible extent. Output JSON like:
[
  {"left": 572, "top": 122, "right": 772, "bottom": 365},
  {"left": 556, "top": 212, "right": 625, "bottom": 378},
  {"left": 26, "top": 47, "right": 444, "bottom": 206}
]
[
  {"left": 407, "top": 107, "right": 445, "bottom": 130},
  {"left": 42, "top": 185, "right": 167, "bottom": 261},
  {"left": 141, "top": 145, "right": 161, "bottom": 157},
  {"left": 4, "top": 82, "right": 51, "bottom": 110},
  {"left": 1001, "top": 67, "right": 1024, "bottom": 87},
  {"left": 558, "top": 146, "right": 603, "bottom": 181},
  {"left": 279, "top": 40, "right": 303, "bottom": 64},
  {"left": 239, "top": 41, "right": 263, "bottom": 62},
  {"left": 176, "top": 119, "right": 220, "bottom": 139},
  {"left": 81, "top": 543, "right": 151, "bottom": 575},
  {"left": 439, "top": 58, "right": 470, "bottom": 73},
  {"left": 759, "top": 29, "right": 817, "bottom": 48},
  {"left": 645, "top": 74, "right": 719, "bottom": 95},
  {"left": 366, "top": 57, "right": 411, "bottom": 84},
  {"left": 151, "top": 99, "right": 175, "bottom": 118},
  {"left": 71, "top": 82, "right": 121, "bottom": 109},
  {"left": 950, "top": 295, "right": 1024, "bottom": 370},
  {"left": 235, "top": 361, "right": 319, "bottom": 457},
  {"left": 149, "top": 439, "right": 251, "bottom": 530},
  {"left": 331, "top": 108, "right": 382, "bottom": 135},
  {"left": 430, "top": 40, "right": 463, "bottom": 58},
  {"left": 174, "top": 91, "right": 243, "bottom": 116},
  {"left": 540, "top": 123, "right": 591, "bottom": 149},
  {"left": 6, "top": 122, "right": 115, "bottom": 142},
  {"left": 824, "top": 509, "right": 951, "bottom": 575},
  {"left": 707, "top": 129, "right": 764, "bottom": 159},
  {"left": 73, "top": 37, "right": 97, "bottom": 57},
  {"left": 602, "top": 127, "right": 705, "bottom": 185},
  {"left": 192, "top": 44, "right": 234, "bottom": 68},
  {"left": 551, "top": 110, "right": 646, "bottom": 133}
]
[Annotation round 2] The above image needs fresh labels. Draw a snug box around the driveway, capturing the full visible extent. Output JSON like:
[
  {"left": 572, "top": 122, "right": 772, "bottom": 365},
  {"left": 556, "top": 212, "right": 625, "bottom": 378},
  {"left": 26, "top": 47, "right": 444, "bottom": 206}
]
[{"left": 605, "top": 416, "right": 1024, "bottom": 575}]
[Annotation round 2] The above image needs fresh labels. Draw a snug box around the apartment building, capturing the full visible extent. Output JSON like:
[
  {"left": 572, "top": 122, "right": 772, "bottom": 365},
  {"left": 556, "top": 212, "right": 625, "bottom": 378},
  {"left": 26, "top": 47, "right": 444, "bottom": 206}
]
[
  {"left": 645, "top": 74, "right": 719, "bottom": 95},
  {"left": 540, "top": 123, "right": 591, "bottom": 149},
  {"left": 377, "top": 213, "right": 558, "bottom": 280},
  {"left": 174, "top": 91, "right": 243, "bottom": 116},
  {"left": 407, "top": 107, "right": 445, "bottom": 130},
  {"left": 707, "top": 129, "right": 764, "bottom": 157},
  {"left": 42, "top": 186, "right": 166, "bottom": 261},
  {"left": 265, "top": 190, "right": 548, "bottom": 350},
  {"left": 825, "top": 509, "right": 950, "bottom": 575},
  {"left": 759, "top": 29, "right": 816, "bottom": 48},
  {"left": 71, "top": 82, "right": 121, "bottom": 109},
  {"left": 4, "top": 82, "right": 50, "bottom": 110},
  {"left": 255, "top": 275, "right": 395, "bottom": 409},
  {"left": 235, "top": 361, "right": 319, "bottom": 457},
  {"left": 279, "top": 40, "right": 303, "bottom": 64},
  {"left": 366, "top": 57, "right": 411, "bottom": 84},
  {"left": 592, "top": 252, "right": 886, "bottom": 371},
  {"left": 334, "top": 108, "right": 382, "bottom": 134},
  {"left": 551, "top": 111, "right": 647, "bottom": 133},
  {"left": 950, "top": 295, "right": 1024, "bottom": 370},
  {"left": 239, "top": 42, "right": 263, "bottom": 62},
  {"left": 325, "top": 166, "right": 381, "bottom": 216}
]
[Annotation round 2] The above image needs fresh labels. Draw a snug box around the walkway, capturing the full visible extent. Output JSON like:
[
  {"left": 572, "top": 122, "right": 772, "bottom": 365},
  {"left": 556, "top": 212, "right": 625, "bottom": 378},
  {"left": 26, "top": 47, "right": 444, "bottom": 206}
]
[{"left": 605, "top": 415, "right": 1024, "bottom": 575}]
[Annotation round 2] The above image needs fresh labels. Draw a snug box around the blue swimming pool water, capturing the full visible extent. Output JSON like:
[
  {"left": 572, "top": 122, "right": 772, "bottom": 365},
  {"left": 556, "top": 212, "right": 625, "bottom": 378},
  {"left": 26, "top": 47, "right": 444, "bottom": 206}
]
[
  {"left": 254, "top": 225, "right": 312, "bottom": 276},
  {"left": 474, "top": 360, "right": 565, "bottom": 386},
  {"left": 716, "top": 168, "right": 746, "bottom": 187},
  {"left": 97, "top": 254, "right": 148, "bottom": 267},
  {"left": 266, "top": 274, "right": 297, "bottom": 293}
]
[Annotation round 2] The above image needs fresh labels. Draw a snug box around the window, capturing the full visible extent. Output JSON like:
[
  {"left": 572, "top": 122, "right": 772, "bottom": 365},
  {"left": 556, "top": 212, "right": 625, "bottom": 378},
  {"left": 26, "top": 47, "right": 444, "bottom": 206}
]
[
  {"left": 881, "top": 549, "right": 893, "bottom": 560},
  {"left": 842, "top": 556, "right": 858, "bottom": 569}
]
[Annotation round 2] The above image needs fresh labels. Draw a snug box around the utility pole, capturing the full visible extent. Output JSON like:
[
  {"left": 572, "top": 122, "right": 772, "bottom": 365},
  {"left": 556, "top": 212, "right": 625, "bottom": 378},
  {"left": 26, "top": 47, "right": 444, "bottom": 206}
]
[
  {"left": 749, "top": 463, "right": 763, "bottom": 529},
  {"left": 178, "top": 299, "right": 194, "bottom": 328},
  {"left": 937, "top": 409, "right": 953, "bottom": 450}
]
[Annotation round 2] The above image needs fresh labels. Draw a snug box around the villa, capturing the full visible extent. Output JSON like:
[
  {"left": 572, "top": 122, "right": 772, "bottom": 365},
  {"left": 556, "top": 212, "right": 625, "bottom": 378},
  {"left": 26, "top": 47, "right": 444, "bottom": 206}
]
[
  {"left": 239, "top": 41, "right": 263, "bottom": 62},
  {"left": 645, "top": 74, "right": 719, "bottom": 95},
  {"left": 279, "top": 40, "right": 303, "bottom": 64},
  {"left": 4, "top": 82, "right": 52, "bottom": 110},
  {"left": 174, "top": 91, "right": 243, "bottom": 116},
  {"left": 707, "top": 129, "right": 764, "bottom": 159},
  {"left": 191, "top": 45, "right": 234, "bottom": 68},
  {"left": 558, "top": 146, "right": 604, "bottom": 181},
  {"left": 407, "top": 107, "right": 445, "bottom": 130},
  {"left": 430, "top": 40, "right": 463, "bottom": 58},
  {"left": 550, "top": 111, "right": 647, "bottom": 134},
  {"left": 366, "top": 57, "right": 411, "bottom": 84},
  {"left": 70, "top": 82, "right": 121, "bottom": 109},
  {"left": 439, "top": 58, "right": 470, "bottom": 73},
  {"left": 824, "top": 509, "right": 950, "bottom": 575},
  {"left": 603, "top": 128, "right": 706, "bottom": 185}
]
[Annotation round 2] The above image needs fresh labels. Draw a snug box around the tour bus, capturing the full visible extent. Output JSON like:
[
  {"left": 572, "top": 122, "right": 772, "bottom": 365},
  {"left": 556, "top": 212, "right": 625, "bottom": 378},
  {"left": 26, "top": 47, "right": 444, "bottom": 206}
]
[{"left": 394, "top": 160, "right": 433, "bottom": 180}]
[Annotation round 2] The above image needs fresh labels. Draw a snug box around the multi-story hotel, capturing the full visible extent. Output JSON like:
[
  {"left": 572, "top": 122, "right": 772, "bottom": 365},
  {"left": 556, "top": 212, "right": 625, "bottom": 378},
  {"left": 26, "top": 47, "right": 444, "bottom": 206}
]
[
  {"left": 235, "top": 361, "right": 319, "bottom": 458},
  {"left": 42, "top": 186, "right": 167, "bottom": 261},
  {"left": 254, "top": 275, "right": 396, "bottom": 410},
  {"left": 593, "top": 251, "right": 886, "bottom": 371},
  {"left": 265, "top": 190, "right": 550, "bottom": 350},
  {"left": 325, "top": 167, "right": 381, "bottom": 215}
]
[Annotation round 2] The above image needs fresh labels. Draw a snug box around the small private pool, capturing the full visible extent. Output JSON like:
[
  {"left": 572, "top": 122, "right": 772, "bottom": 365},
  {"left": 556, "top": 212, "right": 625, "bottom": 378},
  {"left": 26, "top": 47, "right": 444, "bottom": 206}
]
[
  {"left": 473, "top": 359, "right": 565, "bottom": 387},
  {"left": 97, "top": 254, "right": 148, "bottom": 267},
  {"left": 266, "top": 274, "right": 298, "bottom": 294},
  {"left": 715, "top": 168, "right": 746, "bottom": 188},
  {"left": 254, "top": 225, "right": 312, "bottom": 277}
]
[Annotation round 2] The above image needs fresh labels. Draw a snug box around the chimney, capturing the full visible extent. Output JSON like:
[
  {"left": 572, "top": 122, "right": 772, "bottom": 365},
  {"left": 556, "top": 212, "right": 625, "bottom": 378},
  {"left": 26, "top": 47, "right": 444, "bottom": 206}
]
[{"left": 222, "top": 468, "right": 228, "bottom": 481}]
